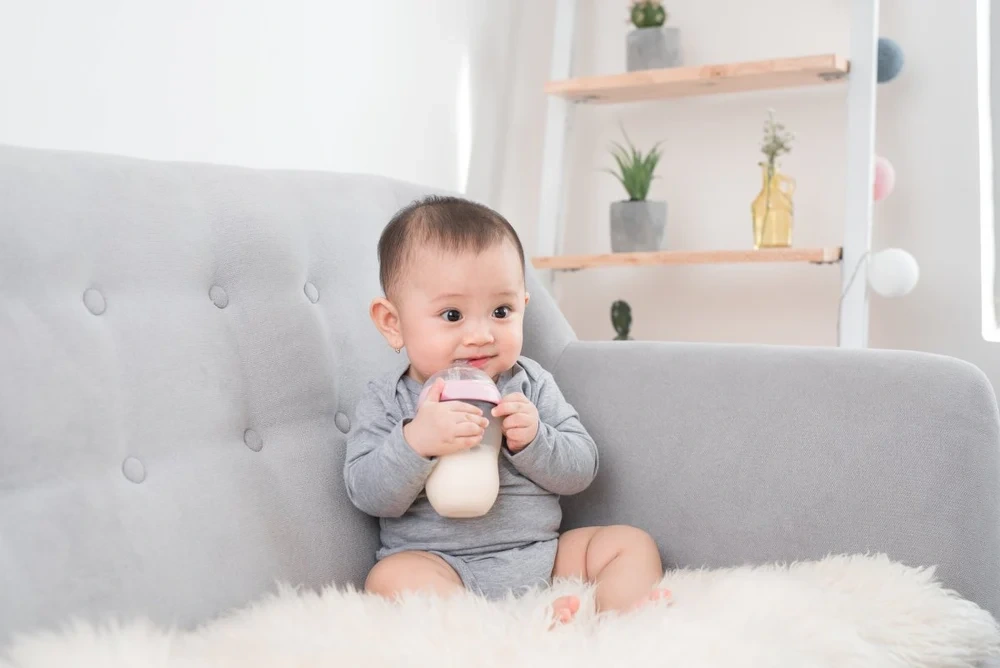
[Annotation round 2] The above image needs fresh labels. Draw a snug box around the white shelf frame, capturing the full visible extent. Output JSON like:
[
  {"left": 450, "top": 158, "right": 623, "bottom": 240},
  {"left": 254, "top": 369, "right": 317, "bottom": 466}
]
[
  {"left": 839, "top": 0, "right": 880, "bottom": 348},
  {"left": 535, "top": 0, "right": 879, "bottom": 349}
]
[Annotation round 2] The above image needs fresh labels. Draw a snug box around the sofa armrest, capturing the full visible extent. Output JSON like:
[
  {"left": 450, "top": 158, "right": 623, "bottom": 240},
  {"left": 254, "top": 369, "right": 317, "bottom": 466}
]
[{"left": 551, "top": 340, "right": 1000, "bottom": 620}]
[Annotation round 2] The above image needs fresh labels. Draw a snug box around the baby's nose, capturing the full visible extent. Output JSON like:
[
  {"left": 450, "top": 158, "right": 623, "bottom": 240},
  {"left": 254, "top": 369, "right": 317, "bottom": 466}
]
[{"left": 466, "top": 322, "right": 495, "bottom": 344}]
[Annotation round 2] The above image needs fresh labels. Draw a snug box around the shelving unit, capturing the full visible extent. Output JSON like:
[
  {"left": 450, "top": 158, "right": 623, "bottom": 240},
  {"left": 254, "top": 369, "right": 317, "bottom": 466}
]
[
  {"left": 535, "top": 0, "right": 879, "bottom": 348},
  {"left": 544, "top": 54, "right": 849, "bottom": 103},
  {"left": 532, "top": 247, "right": 843, "bottom": 271}
]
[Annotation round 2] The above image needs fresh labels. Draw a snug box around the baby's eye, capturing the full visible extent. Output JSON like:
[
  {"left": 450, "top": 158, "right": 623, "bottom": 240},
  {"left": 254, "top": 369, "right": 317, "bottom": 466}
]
[
  {"left": 493, "top": 306, "right": 511, "bottom": 319},
  {"left": 441, "top": 309, "right": 462, "bottom": 323}
]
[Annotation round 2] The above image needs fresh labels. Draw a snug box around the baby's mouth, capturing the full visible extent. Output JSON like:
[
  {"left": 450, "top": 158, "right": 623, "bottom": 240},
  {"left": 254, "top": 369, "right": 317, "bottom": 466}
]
[{"left": 456, "top": 356, "right": 495, "bottom": 369}]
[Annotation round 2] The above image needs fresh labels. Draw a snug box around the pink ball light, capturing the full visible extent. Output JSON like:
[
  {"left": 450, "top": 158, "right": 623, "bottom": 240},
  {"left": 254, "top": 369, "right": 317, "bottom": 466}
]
[{"left": 873, "top": 155, "right": 896, "bottom": 201}]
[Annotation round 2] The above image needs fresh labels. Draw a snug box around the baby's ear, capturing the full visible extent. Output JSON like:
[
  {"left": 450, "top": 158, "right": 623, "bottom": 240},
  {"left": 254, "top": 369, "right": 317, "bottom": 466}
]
[
  {"left": 524, "top": 292, "right": 530, "bottom": 307},
  {"left": 369, "top": 297, "right": 403, "bottom": 350}
]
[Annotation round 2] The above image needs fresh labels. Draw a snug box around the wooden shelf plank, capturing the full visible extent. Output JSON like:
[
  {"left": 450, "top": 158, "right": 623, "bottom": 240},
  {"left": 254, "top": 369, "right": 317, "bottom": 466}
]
[
  {"left": 532, "top": 247, "right": 843, "bottom": 271},
  {"left": 545, "top": 54, "right": 849, "bottom": 104}
]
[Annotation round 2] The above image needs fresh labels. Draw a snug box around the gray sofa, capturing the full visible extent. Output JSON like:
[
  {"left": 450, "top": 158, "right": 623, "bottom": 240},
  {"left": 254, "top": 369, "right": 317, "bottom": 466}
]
[{"left": 1, "top": 144, "right": 998, "bottom": 646}]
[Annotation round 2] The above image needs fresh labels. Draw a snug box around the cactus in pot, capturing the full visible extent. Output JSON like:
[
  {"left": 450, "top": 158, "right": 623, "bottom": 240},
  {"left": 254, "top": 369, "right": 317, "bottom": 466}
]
[
  {"left": 627, "top": 1, "right": 681, "bottom": 70},
  {"left": 611, "top": 300, "right": 633, "bottom": 340},
  {"left": 631, "top": 0, "right": 667, "bottom": 27}
]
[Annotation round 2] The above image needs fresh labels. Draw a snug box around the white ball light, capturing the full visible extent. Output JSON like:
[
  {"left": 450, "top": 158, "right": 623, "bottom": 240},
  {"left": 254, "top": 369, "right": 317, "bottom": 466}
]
[{"left": 868, "top": 248, "right": 919, "bottom": 297}]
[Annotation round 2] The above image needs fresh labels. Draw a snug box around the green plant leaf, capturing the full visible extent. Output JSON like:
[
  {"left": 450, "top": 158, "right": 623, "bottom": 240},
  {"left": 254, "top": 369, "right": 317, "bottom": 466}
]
[
  {"left": 606, "top": 127, "right": 664, "bottom": 200},
  {"left": 644, "top": 150, "right": 661, "bottom": 173},
  {"left": 610, "top": 151, "right": 630, "bottom": 179},
  {"left": 619, "top": 124, "right": 636, "bottom": 150},
  {"left": 609, "top": 141, "right": 632, "bottom": 163}
]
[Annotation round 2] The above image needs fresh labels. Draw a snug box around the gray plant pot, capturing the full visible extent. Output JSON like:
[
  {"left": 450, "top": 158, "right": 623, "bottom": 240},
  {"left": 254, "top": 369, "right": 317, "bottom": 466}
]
[
  {"left": 610, "top": 200, "right": 666, "bottom": 252},
  {"left": 627, "top": 26, "right": 682, "bottom": 71}
]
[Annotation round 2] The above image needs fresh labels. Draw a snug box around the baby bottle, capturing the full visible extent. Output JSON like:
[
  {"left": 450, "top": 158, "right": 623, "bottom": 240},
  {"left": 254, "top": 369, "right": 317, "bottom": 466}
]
[{"left": 417, "top": 364, "right": 503, "bottom": 518}]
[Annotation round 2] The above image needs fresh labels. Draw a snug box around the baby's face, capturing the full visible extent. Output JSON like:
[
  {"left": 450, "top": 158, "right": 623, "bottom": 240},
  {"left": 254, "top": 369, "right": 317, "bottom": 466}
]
[{"left": 395, "top": 240, "right": 527, "bottom": 383}]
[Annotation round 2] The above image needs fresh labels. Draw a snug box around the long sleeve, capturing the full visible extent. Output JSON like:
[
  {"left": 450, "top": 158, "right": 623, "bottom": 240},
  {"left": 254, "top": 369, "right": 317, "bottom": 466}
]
[
  {"left": 503, "top": 368, "right": 599, "bottom": 495},
  {"left": 343, "top": 382, "right": 435, "bottom": 518}
]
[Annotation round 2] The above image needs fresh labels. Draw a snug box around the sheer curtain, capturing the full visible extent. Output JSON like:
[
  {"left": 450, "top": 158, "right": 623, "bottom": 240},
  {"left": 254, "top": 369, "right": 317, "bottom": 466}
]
[
  {"left": 461, "top": 2, "right": 521, "bottom": 207},
  {"left": 0, "top": 0, "right": 522, "bottom": 198}
]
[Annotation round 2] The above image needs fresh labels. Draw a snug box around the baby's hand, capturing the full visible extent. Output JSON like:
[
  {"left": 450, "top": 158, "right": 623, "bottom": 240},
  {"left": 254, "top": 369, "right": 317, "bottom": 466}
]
[
  {"left": 492, "top": 392, "right": 539, "bottom": 452},
  {"left": 404, "top": 378, "right": 490, "bottom": 459}
]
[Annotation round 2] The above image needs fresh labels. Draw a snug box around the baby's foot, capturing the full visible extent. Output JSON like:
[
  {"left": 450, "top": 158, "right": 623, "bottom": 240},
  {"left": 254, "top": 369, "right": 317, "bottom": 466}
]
[
  {"left": 550, "top": 595, "right": 580, "bottom": 626},
  {"left": 630, "top": 587, "right": 672, "bottom": 611}
]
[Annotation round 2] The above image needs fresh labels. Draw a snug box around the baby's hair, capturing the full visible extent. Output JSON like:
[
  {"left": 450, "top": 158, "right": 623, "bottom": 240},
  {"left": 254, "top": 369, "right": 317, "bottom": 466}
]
[{"left": 378, "top": 195, "right": 526, "bottom": 298}]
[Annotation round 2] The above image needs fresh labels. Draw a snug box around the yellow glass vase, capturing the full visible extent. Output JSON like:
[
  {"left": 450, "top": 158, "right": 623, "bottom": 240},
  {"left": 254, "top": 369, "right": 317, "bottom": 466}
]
[{"left": 751, "top": 164, "right": 795, "bottom": 248}]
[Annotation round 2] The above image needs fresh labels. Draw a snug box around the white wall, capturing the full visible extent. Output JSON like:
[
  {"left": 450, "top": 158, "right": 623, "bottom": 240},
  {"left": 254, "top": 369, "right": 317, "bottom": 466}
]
[
  {"left": 3, "top": 0, "right": 996, "bottom": 389},
  {"left": 497, "top": 0, "right": 1000, "bottom": 390},
  {"left": 0, "top": 0, "right": 515, "bottom": 196}
]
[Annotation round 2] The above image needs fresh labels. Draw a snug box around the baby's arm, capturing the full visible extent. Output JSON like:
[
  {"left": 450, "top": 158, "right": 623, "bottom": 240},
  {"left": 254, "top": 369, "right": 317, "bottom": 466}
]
[
  {"left": 343, "top": 384, "right": 435, "bottom": 518},
  {"left": 503, "top": 371, "right": 599, "bottom": 495}
]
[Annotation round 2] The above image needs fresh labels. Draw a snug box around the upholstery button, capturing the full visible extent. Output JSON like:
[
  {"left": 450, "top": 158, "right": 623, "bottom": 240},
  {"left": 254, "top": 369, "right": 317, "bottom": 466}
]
[
  {"left": 304, "top": 282, "right": 319, "bottom": 303},
  {"left": 83, "top": 288, "right": 106, "bottom": 315},
  {"left": 209, "top": 285, "right": 229, "bottom": 309},
  {"left": 335, "top": 412, "right": 351, "bottom": 433},
  {"left": 243, "top": 428, "right": 263, "bottom": 452},
  {"left": 122, "top": 456, "right": 145, "bottom": 483}
]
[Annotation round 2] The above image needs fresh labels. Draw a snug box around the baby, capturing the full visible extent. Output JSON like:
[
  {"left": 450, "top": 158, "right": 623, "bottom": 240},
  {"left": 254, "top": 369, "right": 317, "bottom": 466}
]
[{"left": 344, "top": 195, "right": 668, "bottom": 621}]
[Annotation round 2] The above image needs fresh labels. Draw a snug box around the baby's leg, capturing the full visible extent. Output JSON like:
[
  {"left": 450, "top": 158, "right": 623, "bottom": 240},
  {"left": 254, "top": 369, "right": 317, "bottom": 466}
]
[
  {"left": 552, "top": 525, "right": 667, "bottom": 613},
  {"left": 365, "top": 551, "right": 465, "bottom": 599}
]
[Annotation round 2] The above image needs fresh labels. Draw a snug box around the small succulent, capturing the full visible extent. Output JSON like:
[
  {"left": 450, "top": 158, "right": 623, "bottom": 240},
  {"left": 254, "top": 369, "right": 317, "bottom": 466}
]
[
  {"left": 611, "top": 300, "right": 633, "bottom": 340},
  {"left": 606, "top": 125, "right": 662, "bottom": 201},
  {"left": 630, "top": 1, "right": 667, "bottom": 28},
  {"left": 759, "top": 108, "right": 794, "bottom": 176}
]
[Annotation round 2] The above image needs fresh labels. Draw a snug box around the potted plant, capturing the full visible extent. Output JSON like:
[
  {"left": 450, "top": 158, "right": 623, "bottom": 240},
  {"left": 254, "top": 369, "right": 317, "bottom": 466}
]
[
  {"left": 611, "top": 300, "right": 633, "bottom": 340},
  {"left": 606, "top": 127, "right": 666, "bottom": 253},
  {"left": 627, "top": 1, "right": 682, "bottom": 71},
  {"left": 751, "top": 109, "right": 796, "bottom": 248}
]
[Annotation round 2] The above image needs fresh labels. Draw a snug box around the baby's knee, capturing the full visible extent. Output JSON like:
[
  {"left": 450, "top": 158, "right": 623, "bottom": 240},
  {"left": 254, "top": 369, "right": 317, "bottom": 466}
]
[
  {"left": 364, "top": 558, "right": 407, "bottom": 597},
  {"left": 364, "top": 551, "right": 463, "bottom": 598},
  {"left": 608, "top": 524, "right": 660, "bottom": 556}
]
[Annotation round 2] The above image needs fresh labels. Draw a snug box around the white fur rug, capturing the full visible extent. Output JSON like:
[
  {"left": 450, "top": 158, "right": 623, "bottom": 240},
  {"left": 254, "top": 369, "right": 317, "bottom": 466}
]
[{"left": 3, "top": 554, "right": 998, "bottom": 668}]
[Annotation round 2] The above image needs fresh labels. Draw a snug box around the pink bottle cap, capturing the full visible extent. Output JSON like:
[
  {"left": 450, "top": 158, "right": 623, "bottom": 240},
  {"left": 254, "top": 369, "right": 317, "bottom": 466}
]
[
  {"left": 417, "top": 364, "right": 501, "bottom": 407},
  {"left": 439, "top": 379, "right": 502, "bottom": 404}
]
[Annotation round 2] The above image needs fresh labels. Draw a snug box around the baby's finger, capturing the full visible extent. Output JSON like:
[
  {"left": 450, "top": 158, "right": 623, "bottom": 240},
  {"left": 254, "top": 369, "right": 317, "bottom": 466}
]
[
  {"left": 448, "top": 401, "right": 484, "bottom": 416},
  {"left": 503, "top": 414, "right": 528, "bottom": 431},
  {"left": 454, "top": 420, "right": 486, "bottom": 437},
  {"left": 423, "top": 378, "right": 446, "bottom": 403},
  {"left": 457, "top": 412, "right": 490, "bottom": 428},
  {"left": 492, "top": 401, "right": 524, "bottom": 417},
  {"left": 453, "top": 435, "right": 483, "bottom": 450}
]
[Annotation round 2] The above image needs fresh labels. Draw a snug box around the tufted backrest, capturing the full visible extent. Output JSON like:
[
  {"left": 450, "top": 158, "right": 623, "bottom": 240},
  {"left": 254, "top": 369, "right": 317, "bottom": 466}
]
[{"left": 0, "top": 144, "right": 575, "bottom": 640}]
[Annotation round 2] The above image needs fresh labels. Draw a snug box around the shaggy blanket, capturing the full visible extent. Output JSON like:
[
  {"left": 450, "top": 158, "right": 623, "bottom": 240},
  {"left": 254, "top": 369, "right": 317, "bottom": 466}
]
[{"left": 3, "top": 554, "right": 998, "bottom": 668}]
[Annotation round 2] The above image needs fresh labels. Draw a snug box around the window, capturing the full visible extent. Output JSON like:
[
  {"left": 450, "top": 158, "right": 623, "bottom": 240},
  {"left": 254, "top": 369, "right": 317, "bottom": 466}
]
[{"left": 979, "top": 0, "right": 1000, "bottom": 341}]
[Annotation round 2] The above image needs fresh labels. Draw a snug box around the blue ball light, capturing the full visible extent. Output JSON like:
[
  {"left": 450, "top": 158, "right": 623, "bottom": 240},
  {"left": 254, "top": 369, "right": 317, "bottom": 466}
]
[{"left": 877, "top": 37, "right": 904, "bottom": 83}]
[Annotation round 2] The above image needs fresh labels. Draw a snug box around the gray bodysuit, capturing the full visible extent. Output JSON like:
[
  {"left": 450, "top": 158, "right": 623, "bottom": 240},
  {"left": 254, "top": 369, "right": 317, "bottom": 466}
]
[{"left": 344, "top": 356, "right": 599, "bottom": 599}]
